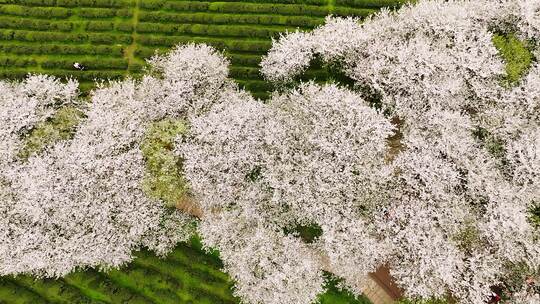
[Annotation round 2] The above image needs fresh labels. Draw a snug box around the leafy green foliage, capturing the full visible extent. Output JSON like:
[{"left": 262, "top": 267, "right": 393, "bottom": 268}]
[
  {"left": 529, "top": 203, "right": 540, "bottom": 229},
  {"left": 285, "top": 222, "right": 324, "bottom": 244},
  {"left": 0, "top": 237, "right": 239, "bottom": 304},
  {"left": 0, "top": 236, "right": 375, "bottom": 303},
  {"left": 19, "top": 106, "right": 83, "bottom": 159},
  {"left": 472, "top": 127, "right": 506, "bottom": 160},
  {"left": 318, "top": 272, "right": 372, "bottom": 304},
  {"left": 492, "top": 33, "right": 535, "bottom": 86},
  {"left": 141, "top": 119, "right": 188, "bottom": 208},
  {"left": 452, "top": 221, "right": 481, "bottom": 253}
]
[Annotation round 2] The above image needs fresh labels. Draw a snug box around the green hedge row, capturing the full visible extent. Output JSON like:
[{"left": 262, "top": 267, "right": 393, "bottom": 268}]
[
  {"left": 140, "top": 0, "right": 329, "bottom": 16},
  {"left": 78, "top": 7, "right": 133, "bottom": 18},
  {"left": 66, "top": 270, "right": 145, "bottom": 303},
  {"left": 0, "top": 4, "right": 71, "bottom": 18},
  {"left": 134, "top": 46, "right": 163, "bottom": 58},
  {"left": 41, "top": 58, "right": 128, "bottom": 70},
  {"left": 0, "top": 278, "right": 47, "bottom": 303},
  {"left": 0, "top": 0, "right": 133, "bottom": 7},
  {"left": 4, "top": 276, "right": 94, "bottom": 303},
  {"left": 84, "top": 20, "right": 134, "bottom": 32},
  {"left": 62, "top": 0, "right": 133, "bottom": 7},
  {"left": 128, "top": 63, "right": 144, "bottom": 73},
  {"left": 136, "top": 22, "right": 283, "bottom": 39},
  {"left": 170, "top": 0, "right": 326, "bottom": 5},
  {"left": 229, "top": 66, "right": 262, "bottom": 80},
  {"left": 0, "top": 43, "right": 124, "bottom": 56},
  {"left": 0, "top": 29, "right": 133, "bottom": 44},
  {"left": 116, "top": 21, "right": 134, "bottom": 32},
  {"left": 0, "top": 69, "right": 28, "bottom": 78},
  {"left": 226, "top": 53, "right": 261, "bottom": 67},
  {"left": 0, "top": 57, "right": 37, "bottom": 67},
  {"left": 0, "top": 16, "right": 74, "bottom": 32},
  {"left": 0, "top": 5, "right": 133, "bottom": 19},
  {"left": 207, "top": 2, "right": 329, "bottom": 16},
  {"left": 140, "top": 0, "right": 207, "bottom": 10},
  {"left": 0, "top": 69, "right": 126, "bottom": 81},
  {"left": 0, "top": 239, "right": 247, "bottom": 304},
  {"left": 137, "top": 35, "right": 271, "bottom": 52},
  {"left": 251, "top": 91, "right": 269, "bottom": 99},
  {"left": 332, "top": 6, "right": 377, "bottom": 17},
  {"left": 236, "top": 79, "right": 272, "bottom": 92},
  {"left": 106, "top": 266, "right": 183, "bottom": 303},
  {"left": 85, "top": 20, "right": 114, "bottom": 31},
  {"left": 138, "top": 11, "right": 323, "bottom": 28},
  {"left": 49, "top": 70, "right": 126, "bottom": 81},
  {"left": 135, "top": 47, "right": 268, "bottom": 63},
  {"left": 335, "top": 0, "right": 407, "bottom": 8}
]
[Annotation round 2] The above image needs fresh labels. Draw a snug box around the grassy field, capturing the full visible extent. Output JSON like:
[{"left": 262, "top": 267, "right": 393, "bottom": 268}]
[
  {"left": 0, "top": 0, "right": 408, "bottom": 303},
  {"left": 0, "top": 238, "right": 239, "bottom": 304},
  {"left": 0, "top": 237, "right": 372, "bottom": 304},
  {"left": 0, "top": 0, "right": 406, "bottom": 97}
]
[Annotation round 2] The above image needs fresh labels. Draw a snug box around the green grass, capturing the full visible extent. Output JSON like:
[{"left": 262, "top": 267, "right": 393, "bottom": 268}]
[
  {"left": 0, "top": 0, "right": 405, "bottom": 97},
  {"left": 18, "top": 106, "right": 84, "bottom": 159},
  {"left": 141, "top": 119, "right": 189, "bottom": 208},
  {"left": 0, "top": 237, "right": 374, "bottom": 303},
  {"left": 530, "top": 203, "right": 540, "bottom": 229},
  {"left": 318, "top": 273, "right": 372, "bottom": 304},
  {"left": 492, "top": 32, "right": 535, "bottom": 86},
  {"left": 0, "top": 238, "right": 239, "bottom": 304}
]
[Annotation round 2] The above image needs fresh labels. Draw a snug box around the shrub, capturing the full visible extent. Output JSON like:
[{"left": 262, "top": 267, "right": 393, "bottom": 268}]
[
  {"left": 56, "top": 0, "right": 79, "bottom": 7},
  {"left": 138, "top": 11, "right": 323, "bottom": 28},
  {"left": 226, "top": 53, "right": 261, "bottom": 67},
  {"left": 0, "top": 29, "right": 15, "bottom": 40},
  {"left": 0, "top": 57, "right": 37, "bottom": 68},
  {"left": 85, "top": 20, "right": 115, "bottom": 31},
  {"left": 229, "top": 66, "right": 262, "bottom": 80},
  {"left": 0, "top": 17, "right": 73, "bottom": 32},
  {"left": 115, "top": 8, "right": 133, "bottom": 17},
  {"left": 87, "top": 33, "right": 132, "bottom": 44},
  {"left": 135, "top": 46, "right": 161, "bottom": 58},
  {"left": 235, "top": 79, "right": 272, "bottom": 92},
  {"left": 78, "top": 7, "right": 117, "bottom": 18},
  {"left": 139, "top": 0, "right": 163, "bottom": 9},
  {"left": 0, "top": 5, "right": 71, "bottom": 18},
  {"left": 207, "top": 2, "right": 329, "bottom": 16},
  {"left": 6, "top": 44, "right": 124, "bottom": 56},
  {"left": 141, "top": 119, "right": 189, "bottom": 208},
  {"left": 0, "top": 0, "right": 57, "bottom": 6},
  {"left": 336, "top": 0, "right": 408, "bottom": 8},
  {"left": 41, "top": 58, "right": 128, "bottom": 70},
  {"left": 492, "top": 33, "right": 535, "bottom": 86},
  {"left": 136, "top": 22, "right": 282, "bottom": 39},
  {"left": 18, "top": 106, "right": 83, "bottom": 159},
  {"left": 162, "top": 1, "right": 209, "bottom": 12},
  {"left": 0, "top": 69, "right": 28, "bottom": 79},
  {"left": 115, "top": 21, "right": 133, "bottom": 32},
  {"left": 332, "top": 6, "right": 377, "bottom": 17}
]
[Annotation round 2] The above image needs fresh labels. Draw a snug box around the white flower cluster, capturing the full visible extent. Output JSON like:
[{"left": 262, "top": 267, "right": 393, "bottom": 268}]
[
  {"left": 0, "top": 44, "right": 231, "bottom": 277},
  {"left": 224, "top": 0, "right": 538, "bottom": 303},
  {"left": 1, "top": 1, "right": 539, "bottom": 304},
  {"left": 178, "top": 82, "right": 393, "bottom": 302},
  {"left": 0, "top": 75, "right": 78, "bottom": 165}
]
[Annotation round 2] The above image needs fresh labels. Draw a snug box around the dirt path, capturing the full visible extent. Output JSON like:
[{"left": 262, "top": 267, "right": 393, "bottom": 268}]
[
  {"left": 124, "top": 0, "right": 141, "bottom": 69},
  {"left": 327, "top": 0, "right": 336, "bottom": 13}
]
